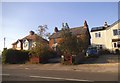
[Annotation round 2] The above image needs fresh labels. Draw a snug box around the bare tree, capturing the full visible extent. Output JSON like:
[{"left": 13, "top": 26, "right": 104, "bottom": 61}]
[{"left": 37, "top": 25, "right": 50, "bottom": 39}]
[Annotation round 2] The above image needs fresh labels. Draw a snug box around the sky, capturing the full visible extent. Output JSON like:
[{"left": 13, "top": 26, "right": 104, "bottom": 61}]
[{"left": 0, "top": 2, "right": 119, "bottom": 52}]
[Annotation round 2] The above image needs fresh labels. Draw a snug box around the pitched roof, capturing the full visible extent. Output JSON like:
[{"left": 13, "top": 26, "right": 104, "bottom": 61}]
[
  {"left": 24, "top": 34, "right": 48, "bottom": 43},
  {"left": 12, "top": 34, "right": 48, "bottom": 45},
  {"left": 49, "top": 26, "right": 88, "bottom": 39},
  {"left": 24, "top": 34, "right": 39, "bottom": 41},
  {"left": 91, "top": 19, "right": 120, "bottom": 32},
  {"left": 12, "top": 41, "right": 19, "bottom": 45}
]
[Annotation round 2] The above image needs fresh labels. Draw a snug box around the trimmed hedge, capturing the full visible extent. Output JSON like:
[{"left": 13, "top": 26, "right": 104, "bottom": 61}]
[
  {"left": 29, "top": 48, "right": 58, "bottom": 64},
  {"left": 2, "top": 49, "right": 29, "bottom": 64},
  {"left": 39, "top": 49, "right": 58, "bottom": 64}
]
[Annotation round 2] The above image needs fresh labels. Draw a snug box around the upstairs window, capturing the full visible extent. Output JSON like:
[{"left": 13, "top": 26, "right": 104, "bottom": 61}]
[
  {"left": 113, "top": 29, "right": 120, "bottom": 36},
  {"left": 24, "top": 42, "right": 28, "bottom": 48},
  {"left": 95, "top": 32, "right": 101, "bottom": 38},
  {"left": 117, "top": 29, "right": 120, "bottom": 35},
  {"left": 54, "top": 38, "right": 57, "bottom": 44}
]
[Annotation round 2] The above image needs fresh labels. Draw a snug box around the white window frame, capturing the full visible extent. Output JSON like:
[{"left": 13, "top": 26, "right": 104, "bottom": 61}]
[
  {"left": 113, "top": 29, "right": 120, "bottom": 36},
  {"left": 95, "top": 32, "right": 101, "bottom": 38},
  {"left": 113, "top": 42, "right": 117, "bottom": 48}
]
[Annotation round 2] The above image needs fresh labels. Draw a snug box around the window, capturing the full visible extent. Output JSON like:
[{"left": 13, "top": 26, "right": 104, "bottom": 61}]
[
  {"left": 54, "top": 38, "right": 57, "bottom": 44},
  {"left": 95, "top": 32, "right": 101, "bottom": 38},
  {"left": 98, "top": 32, "right": 101, "bottom": 37},
  {"left": 100, "top": 45, "right": 103, "bottom": 49},
  {"left": 113, "top": 29, "right": 118, "bottom": 36},
  {"left": 24, "top": 42, "right": 28, "bottom": 47},
  {"left": 113, "top": 29, "right": 120, "bottom": 36},
  {"left": 95, "top": 33, "right": 97, "bottom": 37},
  {"left": 114, "top": 43, "right": 117, "bottom": 48},
  {"left": 118, "top": 42, "right": 120, "bottom": 48},
  {"left": 118, "top": 29, "right": 120, "bottom": 35}
]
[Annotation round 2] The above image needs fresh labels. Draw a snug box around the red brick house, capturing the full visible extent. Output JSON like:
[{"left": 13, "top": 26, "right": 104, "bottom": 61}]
[
  {"left": 12, "top": 31, "right": 48, "bottom": 50},
  {"left": 49, "top": 20, "right": 91, "bottom": 51}
]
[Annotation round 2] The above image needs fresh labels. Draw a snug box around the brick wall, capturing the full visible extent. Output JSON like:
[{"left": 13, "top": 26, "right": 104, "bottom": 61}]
[{"left": 49, "top": 38, "right": 62, "bottom": 48}]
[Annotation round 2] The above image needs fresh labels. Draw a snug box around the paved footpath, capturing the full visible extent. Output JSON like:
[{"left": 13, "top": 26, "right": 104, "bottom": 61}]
[{"left": 2, "top": 62, "right": 119, "bottom": 73}]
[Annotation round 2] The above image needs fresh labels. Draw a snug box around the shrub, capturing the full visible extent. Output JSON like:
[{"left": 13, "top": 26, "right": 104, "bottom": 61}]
[
  {"left": 29, "top": 43, "right": 57, "bottom": 64},
  {"left": 58, "top": 29, "right": 85, "bottom": 65},
  {"left": 115, "top": 49, "right": 120, "bottom": 54},
  {"left": 40, "top": 49, "right": 58, "bottom": 63},
  {"left": 2, "top": 49, "right": 29, "bottom": 64}
]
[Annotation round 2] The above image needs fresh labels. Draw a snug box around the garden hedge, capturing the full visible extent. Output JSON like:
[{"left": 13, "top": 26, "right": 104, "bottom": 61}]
[{"left": 2, "top": 49, "right": 29, "bottom": 64}]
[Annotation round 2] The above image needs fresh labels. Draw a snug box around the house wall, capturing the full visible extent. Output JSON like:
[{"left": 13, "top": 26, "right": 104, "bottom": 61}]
[
  {"left": 49, "top": 33, "right": 90, "bottom": 52},
  {"left": 91, "top": 22, "right": 120, "bottom": 51},
  {"left": 49, "top": 38, "right": 62, "bottom": 48},
  {"left": 16, "top": 41, "right": 21, "bottom": 50},
  {"left": 12, "top": 45, "right": 17, "bottom": 49},
  {"left": 91, "top": 30, "right": 106, "bottom": 49},
  {"left": 23, "top": 40, "right": 29, "bottom": 50},
  {"left": 106, "top": 22, "right": 120, "bottom": 51}
]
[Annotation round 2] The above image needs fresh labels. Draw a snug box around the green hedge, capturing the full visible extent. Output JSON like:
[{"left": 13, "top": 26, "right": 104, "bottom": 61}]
[
  {"left": 39, "top": 49, "right": 57, "bottom": 63},
  {"left": 2, "top": 49, "right": 29, "bottom": 64}
]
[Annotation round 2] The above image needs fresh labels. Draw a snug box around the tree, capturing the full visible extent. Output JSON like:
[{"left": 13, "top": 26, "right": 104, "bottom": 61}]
[
  {"left": 30, "top": 25, "right": 50, "bottom": 56},
  {"left": 58, "top": 29, "right": 85, "bottom": 64},
  {"left": 29, "top": 25, "right": 53, "bottom": 63},
  {"left": 59, "top": 29, "right": 83, "bottom": 56},
  {"left": 37, "top": 25, "right": 50, "bottom": 39}
]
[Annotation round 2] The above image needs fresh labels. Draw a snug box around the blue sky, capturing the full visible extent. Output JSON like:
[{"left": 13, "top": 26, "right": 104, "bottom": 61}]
[{"left": 0, "top": 2, "right": 118, "bottom": 51}]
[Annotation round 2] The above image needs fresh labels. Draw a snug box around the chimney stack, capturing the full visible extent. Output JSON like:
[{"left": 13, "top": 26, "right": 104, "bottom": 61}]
[
  {"left": 54, "top": 27, "right": 59, "bottom": 33},
  {"left": 104, "top": 22, "right": 108, "bottom": 27},
  {"left": 29, "top": 31, "right": 35, "bottom": 35},
  {"left": 65, "top": 23, "right": 69, "bottom": 29},
  {"left": 84, "top": 20, "right": 88, "bottom": 28},
  {"left": 62, "top": 23, "right": 65, "bottom": 28}
]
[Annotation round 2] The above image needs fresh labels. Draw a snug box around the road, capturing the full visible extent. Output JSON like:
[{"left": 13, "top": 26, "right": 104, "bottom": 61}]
[{"left": 2, "top": 64, "right": 119, "bottom": 82}]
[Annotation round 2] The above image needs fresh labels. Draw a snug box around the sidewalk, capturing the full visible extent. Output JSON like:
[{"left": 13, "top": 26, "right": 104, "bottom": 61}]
[
  {"left": 3, "top": 62, "right": 119, "bottom": 73},
  {"left": 3, "top": 54, "right": 119, "bottom": 73}
]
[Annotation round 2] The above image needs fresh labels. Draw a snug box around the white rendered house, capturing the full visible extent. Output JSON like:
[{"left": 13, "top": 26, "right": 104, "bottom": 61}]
[{"left": 91, "top": 20, "right": 120, "bottom": 52}]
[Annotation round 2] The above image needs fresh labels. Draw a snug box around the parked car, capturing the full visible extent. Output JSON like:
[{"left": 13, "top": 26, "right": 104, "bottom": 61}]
[{"left": 86, "top": 47, "right": 99, "bottom": 57}]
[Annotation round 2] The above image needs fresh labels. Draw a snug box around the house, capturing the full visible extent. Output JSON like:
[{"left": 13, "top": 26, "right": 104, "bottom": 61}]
[
  {"left": 12, "top": 31, "right": 48, "bottom": 50},
  {"left": 90, "top": 20, "right": 120, "bottom": 52},
  {"left": 49, "top": 20, "right": 91, "bottom": 52}
]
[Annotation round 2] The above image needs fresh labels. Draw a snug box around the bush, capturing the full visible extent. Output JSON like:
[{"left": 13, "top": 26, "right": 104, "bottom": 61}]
[
  {"left": 29, "top": 40, "right": 59, "bottom": 64},
  {"left": 2, "top": 49, "right": 29, "bottom": 64},
  {"left": 115, "top": 49, "right": 120, "bottom": 54},
  {"left": 39, "top": 49, "right": 57, "bottom": 63}
]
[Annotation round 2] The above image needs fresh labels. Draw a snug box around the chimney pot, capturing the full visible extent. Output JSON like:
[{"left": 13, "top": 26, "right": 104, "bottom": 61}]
[{"left": 104, "top": 22, "right": 108, "bottom": 27}]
